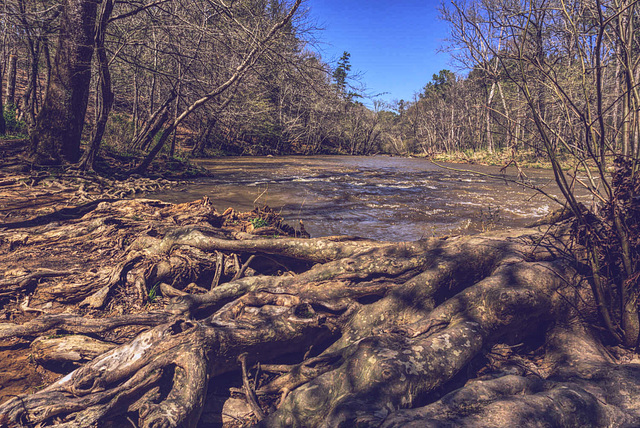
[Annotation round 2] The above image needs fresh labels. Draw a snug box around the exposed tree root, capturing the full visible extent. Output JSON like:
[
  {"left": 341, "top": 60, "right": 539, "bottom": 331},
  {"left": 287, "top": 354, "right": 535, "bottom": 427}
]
[
  {"left": 1, "top": 197, "right": 639, "bottom": 427},
  {"left": 0, "top": 313, "right": 172, "bottom": 340}
]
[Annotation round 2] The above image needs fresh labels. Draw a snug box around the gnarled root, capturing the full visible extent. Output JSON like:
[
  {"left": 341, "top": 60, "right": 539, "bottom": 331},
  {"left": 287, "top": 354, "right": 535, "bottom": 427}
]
[
  {"left": 261, "top": 261, "right": 576, "bottom": 427},
  {"left": 2, "top": 198, "right": 639, "bottom": 427}
]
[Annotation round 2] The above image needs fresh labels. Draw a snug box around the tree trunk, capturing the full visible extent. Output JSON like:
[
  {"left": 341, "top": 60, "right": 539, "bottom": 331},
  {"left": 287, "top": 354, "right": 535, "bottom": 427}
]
[
  {"left": 497, "top": 81, "right": 510, "bottom": 149},
  {"left": 131, "top": 94, "right": 175, "bottom": 151},
  {"left": 192, "top": 117, "right": 217, "bottom": 156},
  {"left": 149, "top": 35, "right": 158, "bottom": 116},
  {"left": 170, "top": 63, "right": 182, "bottom": 158},
  {"left": 20, "top": 40, "right": 40, "bottom": 128},
  {"left": 133, "top": 70, "right": 139, "bottom": 137},
  {"left": 486, "top": 81, "right": 496, "bottom": 154},
  {"left": 30, "top": 0, "right": 98, "bottom": 165},
  {"left": 42, "top": 41, "right": 52, "bottom": 102},
  {"left": 0, "top": 67, "right": 5, "bottom": 135},
  {"left": 79, "top": 0, "right": 115, "bottom": 171},
  {"left": 5, "top": 53, "right": 17, "bottom": 107}
]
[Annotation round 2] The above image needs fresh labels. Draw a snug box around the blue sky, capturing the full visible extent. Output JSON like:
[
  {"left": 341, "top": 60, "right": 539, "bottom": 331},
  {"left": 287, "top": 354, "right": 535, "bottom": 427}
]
[{"left": 305, "top": 0, "right": 452, "bottom": 105}]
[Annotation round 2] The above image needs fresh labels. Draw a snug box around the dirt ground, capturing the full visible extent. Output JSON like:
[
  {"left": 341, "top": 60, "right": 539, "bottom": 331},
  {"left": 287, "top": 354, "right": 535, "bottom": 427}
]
[
  {"left": 2, "top": 140, "right": 640, "bottom": 428},
  {"left": 0, "top": 151, "right": 300, "bottom": 412}
]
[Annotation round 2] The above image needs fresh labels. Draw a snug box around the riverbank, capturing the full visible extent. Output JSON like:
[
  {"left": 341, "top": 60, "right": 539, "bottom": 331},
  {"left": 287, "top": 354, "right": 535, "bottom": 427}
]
[
  {"left": 0, "top": 139, "right": 212, "bottom": 223},
  {"left": 427, "top": 148, "right": 556, "bottom": 169},
  {"left": 2, "top": 182, "right": 640, "bottom": 427},
  {"left": 3, "top": 141, "right": 640, "bottom": 427},
  {"left": 0, "top": 167, "right": 303, "bottom": 406}
]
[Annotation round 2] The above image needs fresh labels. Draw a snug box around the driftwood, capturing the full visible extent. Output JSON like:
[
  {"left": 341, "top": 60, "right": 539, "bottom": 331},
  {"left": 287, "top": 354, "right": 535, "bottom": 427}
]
[{"left": 0, "top": 197, "right": 639, "bottom": 427}]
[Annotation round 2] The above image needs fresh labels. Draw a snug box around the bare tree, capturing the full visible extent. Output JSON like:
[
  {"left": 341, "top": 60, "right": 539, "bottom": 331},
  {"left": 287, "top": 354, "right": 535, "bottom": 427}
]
[
  {"left": 442, "top": 0, "right": 640, "bottom": 346},
  {"left": 133, "top": 0, "right": 303, "bottom": 173},
  {"left": 78, "top": 0, "right": 115, "bottom": 170}
]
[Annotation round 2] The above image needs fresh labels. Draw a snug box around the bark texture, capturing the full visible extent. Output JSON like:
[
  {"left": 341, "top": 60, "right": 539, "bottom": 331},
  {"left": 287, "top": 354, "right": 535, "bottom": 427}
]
[
  {"left": 1, "top": 197, "right": 639, "bottom": 427},
  {"left": 30, "top": 0, "right": 98, "bottom": 165}
]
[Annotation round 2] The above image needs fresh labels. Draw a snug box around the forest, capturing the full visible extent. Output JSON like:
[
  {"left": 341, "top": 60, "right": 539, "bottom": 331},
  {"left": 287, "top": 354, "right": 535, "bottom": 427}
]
[
  {"left": 2, "top": 0, "right": 640, "bottom": 163},
  {"left": 0, "top": 0, "right": 639, "bottom": 427},
  {"left": 0, "top": 0, "right": 388, "bottom": 163}
]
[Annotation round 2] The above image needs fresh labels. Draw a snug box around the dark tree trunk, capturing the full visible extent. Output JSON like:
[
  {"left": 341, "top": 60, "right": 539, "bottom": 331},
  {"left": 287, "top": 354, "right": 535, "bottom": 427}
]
[
  {"left": 30, "top": 0, "right": 98, "bottom": 165},
  {"left": 79, "top": 0, "right": 115, "bottom": 171},
  {"left": 191, "top": 94, "right": 235, "bottom": 156},
  {"left": 191, "top": 118, "right": 217, "bottom": 156},
  {"left": 5, "top": 54, "right": 17, "bottom": 107},
  {"left": 130, "top": 93, "right": 175, "bottom": 151},
  {"left": 20, "top": 40, "right": 40, "bottom": 128},
  {"left": 0, "top": 69, "right": 5, "bottom": 135}
]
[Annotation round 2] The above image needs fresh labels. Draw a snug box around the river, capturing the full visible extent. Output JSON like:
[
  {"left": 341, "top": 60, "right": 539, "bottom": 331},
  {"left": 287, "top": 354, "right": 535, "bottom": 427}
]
[{"left": 148, "top": 155, "right": 584, "bottom": 241}]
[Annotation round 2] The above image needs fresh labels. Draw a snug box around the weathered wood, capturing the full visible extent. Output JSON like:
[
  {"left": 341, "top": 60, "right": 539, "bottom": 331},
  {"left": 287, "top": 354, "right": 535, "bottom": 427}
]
[
  {"left": 31, "top": 335, "right": 118, "bottom": 365},
  {"left": 1, "top": 198, "right": 639, "bottom": 428},
  {"left": 0, "top": 313, "right": 171, "bottom": 340},
  {"left": 0, "top": 269, "right": 73, "bottom": 299}
]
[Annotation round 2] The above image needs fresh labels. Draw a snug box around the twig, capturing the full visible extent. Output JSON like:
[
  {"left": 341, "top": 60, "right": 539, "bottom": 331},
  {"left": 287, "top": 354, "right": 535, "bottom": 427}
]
[
  {"left": 259, "top": 364, "right": 293, "bottom": 373},
  {"left": 253, "top": 184, "right": 269, "bottom": 206},
  {"left": 232, "top": 254, "right": 241, "bottom": 278},
  {"left": 500, "top": 158, "right": 528, "bottom": 180},
  {"left": 238, "top": 353, "right": 265, "bottom": 420},
  {"left": 254, "top": 362, "right": 261, "bottom": 390},
  {"left": 229, "top": 387, "right": 268, "bottom": 396},
  {"left": 19, "top": 296, "right": 45, "bottom": 314},
  {"left": 303, "top": 345, "right": 313, "bottom": 360},
  {"left": 233, "top": 255, "right": 255, "bottom": 281},
  {"left": 211, "top": 251, "right": 224, "bottom": 288}
]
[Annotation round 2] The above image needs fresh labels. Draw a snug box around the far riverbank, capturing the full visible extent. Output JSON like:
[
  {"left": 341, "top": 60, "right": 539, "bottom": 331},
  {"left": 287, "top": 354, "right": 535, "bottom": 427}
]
[{"left": 426, "top": 148, "right": 557, "bottom": 169}]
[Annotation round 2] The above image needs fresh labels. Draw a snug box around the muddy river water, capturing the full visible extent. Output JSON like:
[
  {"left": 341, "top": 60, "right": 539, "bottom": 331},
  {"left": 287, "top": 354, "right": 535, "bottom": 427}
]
[{"left": 148, "top": 156, "right": 588, "bottom": 241}]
